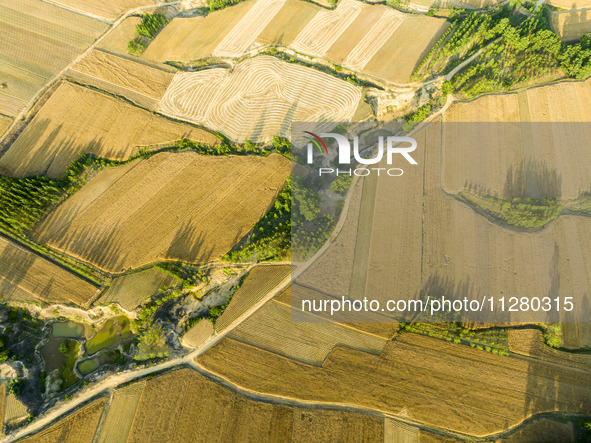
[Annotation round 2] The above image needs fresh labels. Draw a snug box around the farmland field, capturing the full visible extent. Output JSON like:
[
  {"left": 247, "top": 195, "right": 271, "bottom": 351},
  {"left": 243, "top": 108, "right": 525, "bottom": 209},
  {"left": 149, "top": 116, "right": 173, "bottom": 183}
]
[
  {"left": 143, "top": 1, "right": 256, "bottom": 61},
  {"left": 215, "top": 265, "right": 291, "bottom": 331},
  {"left": 0, "top": 82, "right": 219, "bottom": 178},
  {"left": 100, "top": 268, "right": 179, "bottom": 310},
  {"left": 4, "top": 393, "right": 28, "bottom": 425},
  {"left": 228, "top": 299, "right": 387, "bottom": 364},
  {"left": 182, "top": 319, "right": 214, "bottom": 348},
  {"left": 23, "top": 398, "right": 105, "bottom": 443},
  {"left": 124, "top": 369, "right": 383, "bottom": 442},
  {"left": 443, "top": 80, "right": 591, "bottom": 200},
  {"left": 32, "top": 153, "right": 291, "bottom": 272},
  {"left": 97, "top": 17, "right": 142, "bottom": 54},
  {"left": 49, "top": 0, "right": 151, "bottom": 21},
  {"left": 197, "top": 334, "right": 591, "bottom": 436},
  {"left": 548, "top": 0, "right": 591, "bottom": 8},
  {"left": 97, "top": 381, "right": 145, "bottom": 443},
  {"left": 0, "top": 237, "right": 99, "bottom": 306},
  {"left": 0, "top": 0, "right": 108, "bottom": 117},
  {"left": 144, "top": 0, "right": 448, "bottom": 84},
  {"left": 70, "top": 50, "right": 175, "bottom": 101},
  {"left": 0, "top": 115, "right": 11, "bottom": 137},
  {"left": 159, "top": 56, "right": 362, "bottom": 142},
  {"left": 551, "top": 10, "right": 591, "bottom": 41}
]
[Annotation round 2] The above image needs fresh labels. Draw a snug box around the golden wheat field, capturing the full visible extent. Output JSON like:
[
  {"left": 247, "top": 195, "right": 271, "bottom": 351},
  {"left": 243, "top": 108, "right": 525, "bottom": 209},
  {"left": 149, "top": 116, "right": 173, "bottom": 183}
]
[
  {"left": 228, "top": 299, "right": 388, "bottom": 364},
  {"left": 0, "top": 237, "right": 99, "bottom": 306},
  {"left": 100, "top": 268, "right": 179, "bottom": 310},
  {"left": 32, "top": 152, "right": 291, "bottom": 272},
  {"left": 197, "top": 333, "right": 591, "bottom": 437},
  {"left": 97, "top": 381, "right": 145, "bottom": 443},
  {"left": 143, "top": 1, "right": 256, "bottom": 61},
  {"left": 144, "top": 0, "right": 448, "bottom": 84},
  {"left": 70, "top": 49, "right": 175, "bottom": 101},
  {"left": 548, "top": 0, "right": 591, "bottom": 8},
  {"left": 443, "top": 81, "right": 591, "bottom": 199},
  {"left": 97, "top": 17, "right": 142, "bottom": 54},
  {"left": 159, "top": 56, "right": 362, "bottom": 142},
  {"left": 0, "top": 82, "right": 218, "bottom": 178},
  {"left": 551, "top": 9, "right": 591, "bottom": 41},
  {"left": 23, "top": 399, "right": 105, "bottom": 443},
  {"left": 49, "top": 0, "right": 150, "bottom": 21},
  {"left": 124, "top": 369, "right": 383, "bottom": 442},
  {"left": 0, "top": 0, "right": 107, "bottom": 117},
  {"left": 0, "top": 115, "right": 12, "bottom": 137},
  {"left": 182, "top": 319, "right": 214, "bottom": 348},
  {"left": 215, "top": 265, "right": 291, "bottom": 331}
]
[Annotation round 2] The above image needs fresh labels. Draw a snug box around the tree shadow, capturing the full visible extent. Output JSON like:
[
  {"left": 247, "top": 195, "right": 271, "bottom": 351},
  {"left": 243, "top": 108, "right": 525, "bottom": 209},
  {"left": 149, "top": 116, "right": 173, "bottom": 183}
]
[{"left": 503, "top": 159, "right": 562, "bottom": 200}]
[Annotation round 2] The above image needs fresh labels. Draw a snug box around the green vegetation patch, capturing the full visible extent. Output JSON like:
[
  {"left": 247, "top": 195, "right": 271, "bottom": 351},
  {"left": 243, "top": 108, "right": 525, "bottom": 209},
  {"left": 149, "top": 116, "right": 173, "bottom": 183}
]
[
  {"left": 128, "top": 13, "right": 170, "bottom": 55},
  {"left": 459, "top": 190, "right": 562, "bottom": 229},
  {"left": 59, "top": 339, "right": 80, "bottom": 390}
]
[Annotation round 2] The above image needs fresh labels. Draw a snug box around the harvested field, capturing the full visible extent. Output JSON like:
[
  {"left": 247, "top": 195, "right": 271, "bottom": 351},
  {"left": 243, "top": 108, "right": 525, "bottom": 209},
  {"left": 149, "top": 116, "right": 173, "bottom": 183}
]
[
  {"left": 4, "top": 393, "right": 28, "bottom": 424},
  {"left": 362, "top": 15, "right": 449, "bottom": 83},
  {"left": 182, "top": 319, "right": 214, "bottom": 348},
  {"left": 159, "top": 56, "right": 362, "bottom": 142},
  {"left": 49, "top": 0, "right": 150, "bottom": 21},
  {"left": 229, "top": 299, "right": 387, "bottom": 364},
  {"left": 100, "top": 268, "right": 179, "bottom": 310},
  {"left": 383, "top": 419, "right": 419, "bottom": 443},
  {"left": 97, "top": 17, "right": 141, "bottom": 54},
  {"left": 212, "top": 0, "right": 286, "bottom": 57},
  {"left": 562, "top": 321, "right": 591, "bottom": 348},
  {"left": 33, "top": 153, "right": 291, "bottom": 272},
  {"left": 0, "top": 0, "right": 107, "bottom": 117},
  {"left": 215, "top": 265, "right": 291, "bottom": 331},
  {"left": 23, "top": 398, "right": 105, "bottom": 443},
  {"left": 70, "top": 50, "right": 175, "bottom": 100},
  {"left": 291, "top": 0, "right": 364, "bottom": 57},
  {"left": 143, "top": 1, "right": 255, "bottom": 61},
  {"left": 0, "top": 82, "right": 218, "bottom": 178},
  {"left": 97, "top": 381, "right": 145, "bottom": 443},
  {"left": 0, "top": 237, "right": 99, "bottom": 306},
  {"left": 274, "top": 286, "right": 399, "bottom": 339},
  {"left": 197, "top": 334, "right": 591, "bottom": 437},
  {"left": 0, "top": 115, "right": 12, "bottom": 137},
  {"left": 256, "top": 0, "right": 320, "bottom": 46},
  {"left": 126, "top": 368, "right": 383, "bottom": 442},
  {"left": 497, "top": 418, "right": 574, "bottom": 442},
  {"left": 548, "top": 0, "right": 591, "bottom": 8},
  {"left": 0, "top": 384, "right": 4, "bottom": 429},
  {"left": 508, "top": 328, "right": 591, "bottom": 371},
  {"left": 443, "top": 80, "right": 591, "bottom": 199},
  {"left": 408, "top": 0, "right": 497, "bottom": 8},
  {"left": 551, "top": 10, "right": 591, "bottom": 41}
]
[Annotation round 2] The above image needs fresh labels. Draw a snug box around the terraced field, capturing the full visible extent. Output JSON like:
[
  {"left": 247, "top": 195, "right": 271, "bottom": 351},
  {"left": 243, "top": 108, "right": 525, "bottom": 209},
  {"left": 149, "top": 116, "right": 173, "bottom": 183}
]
[
  {"left": 70, "top": 50, "right": 175, "bottom": 101},
  {"left": 197, "top": 334, "right": 591, "bottom": 436},
  {"left": 0, "top": 0, "right": 108, "bottom": 117},
  {"left": 215, "top": 265, "right": 291, "bottom": 331},
  {"left": 49, "top": 0, "right": 150, "bottom": 21},
  {"left": 98, "top": 381, "right": 145, "bottom": 443},
  {"left": 125, "top": 369, "right": 383, "bottom": 442},
  {"left": 32, "top": 152, "right": 291, "bottom": 272},
  {"left": 0, "top": 82, "right": 219, "bottom": 178},
  {"left": 144, "top": 0, "right": 448, "bottom": 84},
  {"left": 0, "top": 237, "right": 99, "bottom": 306},
  {"left": 100, "top": 268, "right": 179, "bottom": 310},
  {"left": 23, "top": 398, "right": 105, "bottom": 443},
  {"left": 229, "top": 299, "right": 387, "bottom": 364},
  {"left": 159, "top": 56, "right": 362, "bottom": 141}
]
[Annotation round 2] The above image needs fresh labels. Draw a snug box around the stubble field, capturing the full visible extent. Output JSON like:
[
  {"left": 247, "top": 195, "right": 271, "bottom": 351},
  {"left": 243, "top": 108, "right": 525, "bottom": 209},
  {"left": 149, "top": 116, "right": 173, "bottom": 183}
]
[
  {"left": 196, "top": 333, "right": 591, "bottom": 436},
  {"left": 48, "top": 0, "right": 151, "bottom": 21},
  {"left": 32, "top": 152, "right": 291, "bottom": 272},
  {"left": 70, "top": 50, "right": 175, "bottom": 101},
  {"left": 0, "top": 0, "right": 107, "bottom": 117},
  {"left": 143, "top": 0, "right": 448, "bottom": 84},
  {"left": 159, "top": 56, "right": 362, "bottom": 142},
  {"left": 551, "top": 9, "right": 591, "bottom": 41},
  {"left": 0, "top": 236, "right": 99, "bottom": 306},
  {"left": 0, "top": 82, "right": 218, "bottom": 178}
]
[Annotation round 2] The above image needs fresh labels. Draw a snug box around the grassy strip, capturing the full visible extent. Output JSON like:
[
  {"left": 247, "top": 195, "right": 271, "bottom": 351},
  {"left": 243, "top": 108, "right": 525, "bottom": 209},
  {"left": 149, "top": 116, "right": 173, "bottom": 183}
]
[{"left": 459, "top": 190, "right": 562, "bottom": 229}]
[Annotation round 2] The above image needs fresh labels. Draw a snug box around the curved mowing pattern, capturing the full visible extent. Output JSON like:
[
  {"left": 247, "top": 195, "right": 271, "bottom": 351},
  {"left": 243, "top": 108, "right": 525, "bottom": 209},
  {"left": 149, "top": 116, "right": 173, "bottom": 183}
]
[
  {"left": 291, "top": 0, "right": 363, "bottom": 57},
  {"left": 344, "top": 9, "right": 402, "bottom": 71},
  {"left": 212, "top": 0, "right": 286, "bottom": 57},
  {"left": 159, "top": 56, "right": 361, "bottom": 142}
]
